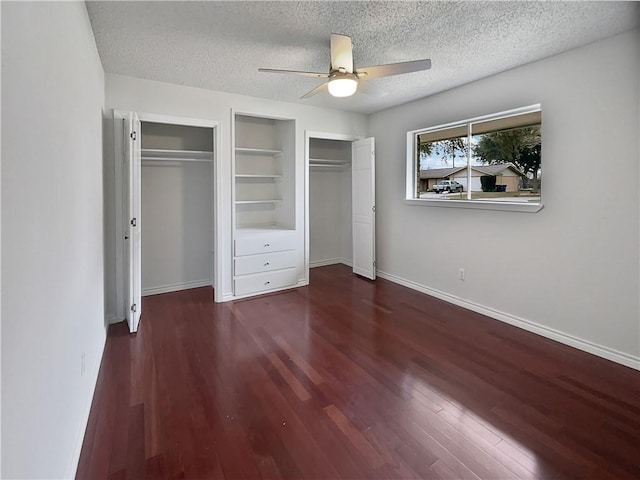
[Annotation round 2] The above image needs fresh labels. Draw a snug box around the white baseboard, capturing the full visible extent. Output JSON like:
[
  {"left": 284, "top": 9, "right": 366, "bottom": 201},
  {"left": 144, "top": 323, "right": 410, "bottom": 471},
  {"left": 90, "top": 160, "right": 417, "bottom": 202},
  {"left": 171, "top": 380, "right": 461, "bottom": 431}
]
[
  {"left": 67, "top": 331, "right": 107, "bottom": 478},
  {"left": 104, "top": 313, "right": 119, "bottom": 325},
  {"left": 142, "top": 279, "right": 211, "bottom": 297},
  {"left": 377, "top": 270, "right": 640, "bottom": 370},
  {"left": 309, "top": 258, "right": 353, "bottom": 268},
  {"left": 310, "top": 258, "right": 342, "bottom": 268}
]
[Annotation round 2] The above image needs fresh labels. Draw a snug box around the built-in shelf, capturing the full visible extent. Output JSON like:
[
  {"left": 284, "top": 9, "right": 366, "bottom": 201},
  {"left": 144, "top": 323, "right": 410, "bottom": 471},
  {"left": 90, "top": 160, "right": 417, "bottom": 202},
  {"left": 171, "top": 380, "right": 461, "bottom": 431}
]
[
  {"left": 236, "top": 147, "right": 282, "bottom": 156},
  {"left": 141, "top": 148, "right": 213, "bottom": 162},
  {"left": 235, "top": 225, "right": 295, "bottom": 235}
]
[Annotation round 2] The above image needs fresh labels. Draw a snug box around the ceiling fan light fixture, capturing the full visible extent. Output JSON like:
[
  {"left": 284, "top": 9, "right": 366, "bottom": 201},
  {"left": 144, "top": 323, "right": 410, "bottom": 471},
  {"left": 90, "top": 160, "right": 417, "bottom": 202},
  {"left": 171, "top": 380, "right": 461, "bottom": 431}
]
[{"left": 328, "top": 75, "right": 358, "bottom": 97}]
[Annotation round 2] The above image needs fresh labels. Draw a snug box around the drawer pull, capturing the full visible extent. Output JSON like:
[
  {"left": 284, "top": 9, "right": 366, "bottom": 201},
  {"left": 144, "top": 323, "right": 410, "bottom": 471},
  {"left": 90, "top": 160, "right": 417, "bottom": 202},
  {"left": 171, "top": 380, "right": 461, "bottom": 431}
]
[
  {"left": 264, "top": 281, "right": 271, "bottom": 285},
  {"left": 264, "top": 243, "right": 270, "bottom": 247},
  {"left": 264, "top": 262, "right": 270, "bottom": 266}
]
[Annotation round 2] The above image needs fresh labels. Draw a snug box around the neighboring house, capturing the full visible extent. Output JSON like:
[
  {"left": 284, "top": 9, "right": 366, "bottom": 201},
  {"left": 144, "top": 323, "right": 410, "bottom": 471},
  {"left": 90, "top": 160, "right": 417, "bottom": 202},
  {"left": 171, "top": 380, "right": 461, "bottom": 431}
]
[
  {"left": 418, "top": 166, "right": 465, "bottom": 192},
  {"left": 419, "top": 163, "right": 524, "bottom": 192}
]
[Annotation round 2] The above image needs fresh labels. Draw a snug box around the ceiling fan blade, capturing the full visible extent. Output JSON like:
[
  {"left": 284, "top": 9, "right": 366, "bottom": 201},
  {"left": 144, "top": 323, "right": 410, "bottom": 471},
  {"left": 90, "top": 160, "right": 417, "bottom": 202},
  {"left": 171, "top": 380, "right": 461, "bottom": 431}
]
[
  {"left": 357, "top": 81, "right": 388, "bottom": 98},
  {"left": 258, "top": 68, "right": 327, "bottom": 78},
  {"left": 330, "top": 33, "right": 353, "bottom": 73},
  {"left": 357, "top": 59, "right": 431, "bottom": 79},
  {"left": 300, "top": 82, "right": 328, "bottom": 99}
]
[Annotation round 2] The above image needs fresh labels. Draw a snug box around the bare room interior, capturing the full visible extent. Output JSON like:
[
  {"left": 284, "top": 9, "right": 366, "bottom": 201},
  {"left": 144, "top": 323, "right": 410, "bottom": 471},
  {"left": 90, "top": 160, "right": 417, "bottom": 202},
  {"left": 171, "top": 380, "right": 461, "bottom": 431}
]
[{"left": 1, "top": 1, "right": 639, "bottom": 479}]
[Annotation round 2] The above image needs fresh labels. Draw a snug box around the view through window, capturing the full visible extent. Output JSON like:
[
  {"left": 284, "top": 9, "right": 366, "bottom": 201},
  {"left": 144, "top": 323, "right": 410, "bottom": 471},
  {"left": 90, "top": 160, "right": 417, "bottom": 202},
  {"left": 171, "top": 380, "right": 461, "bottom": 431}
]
[{"left": 409, "top": 106, "right": 541, "bottom": 205}]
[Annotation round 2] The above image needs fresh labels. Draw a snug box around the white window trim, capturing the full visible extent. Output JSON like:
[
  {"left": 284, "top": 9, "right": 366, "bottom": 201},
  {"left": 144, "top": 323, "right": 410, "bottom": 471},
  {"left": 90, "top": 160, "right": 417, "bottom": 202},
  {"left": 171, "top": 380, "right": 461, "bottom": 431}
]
[{"left": 406, "top": 104, "right": 543, "bottom": 213}]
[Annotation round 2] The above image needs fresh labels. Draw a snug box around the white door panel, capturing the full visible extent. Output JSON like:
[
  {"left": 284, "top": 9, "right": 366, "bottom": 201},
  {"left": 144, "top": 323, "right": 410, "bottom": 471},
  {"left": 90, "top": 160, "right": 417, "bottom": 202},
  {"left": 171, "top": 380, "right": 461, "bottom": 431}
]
[
  {"left": 352, "top": 138, "right": 376, "bottom": 280},
  {"left": 124, "top": 112, "right": 142, "bottom": 333}
]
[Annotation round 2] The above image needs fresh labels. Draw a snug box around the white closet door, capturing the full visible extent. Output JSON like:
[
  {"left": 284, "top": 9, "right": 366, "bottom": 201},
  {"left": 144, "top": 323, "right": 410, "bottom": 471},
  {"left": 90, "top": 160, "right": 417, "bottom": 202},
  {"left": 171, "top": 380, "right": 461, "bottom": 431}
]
[
  {"left": 352, "top": 137, "right": 376, "bottom": 280},
  {"left": 124, "top": 112, "right": 142, "bottom": 333}
]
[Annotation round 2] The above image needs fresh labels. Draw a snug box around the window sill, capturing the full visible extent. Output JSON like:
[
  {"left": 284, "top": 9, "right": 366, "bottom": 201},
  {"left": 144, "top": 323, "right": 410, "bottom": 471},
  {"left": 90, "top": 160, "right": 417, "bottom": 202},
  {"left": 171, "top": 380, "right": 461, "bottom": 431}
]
[{"left": 404, "top": 198, "right": 543, "bottom": 213}]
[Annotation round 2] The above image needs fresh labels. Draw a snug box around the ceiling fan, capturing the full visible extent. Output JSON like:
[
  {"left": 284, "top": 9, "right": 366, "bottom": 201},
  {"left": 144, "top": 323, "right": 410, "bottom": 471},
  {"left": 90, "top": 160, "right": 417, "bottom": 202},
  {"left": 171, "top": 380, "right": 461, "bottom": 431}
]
[{"left": 258, "top": 33, "right": 431, "bottom": 99}]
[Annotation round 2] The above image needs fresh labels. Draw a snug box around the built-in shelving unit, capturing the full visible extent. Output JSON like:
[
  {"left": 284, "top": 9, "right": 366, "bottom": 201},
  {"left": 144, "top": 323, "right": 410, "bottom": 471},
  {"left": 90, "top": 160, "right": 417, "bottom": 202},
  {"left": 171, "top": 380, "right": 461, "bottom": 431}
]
[
  {"left": 233, "top": 113, "right": 295, "bottom": 229},
  {"left": 232, "top": 112, "right": 298, "bottom": 298}
]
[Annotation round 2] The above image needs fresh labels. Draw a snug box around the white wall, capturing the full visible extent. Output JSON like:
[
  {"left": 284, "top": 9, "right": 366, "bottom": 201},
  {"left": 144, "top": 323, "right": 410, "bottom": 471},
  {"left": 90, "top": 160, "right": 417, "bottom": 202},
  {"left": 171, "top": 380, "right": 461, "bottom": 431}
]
[
  {"left": 369, "top": 29, "right": 640, "bottom": 366},
  {"left": 1, "top": 3, "right": 106, "bottom": 478},
  {"left": 104, "top": 74, "right": 368, "bottom": 318},
  {"left": 310, "top": 170, "right": 345, "bottom": 265},
  {"left": 141, "top": 161, "right": 213, "bottom": 293}
]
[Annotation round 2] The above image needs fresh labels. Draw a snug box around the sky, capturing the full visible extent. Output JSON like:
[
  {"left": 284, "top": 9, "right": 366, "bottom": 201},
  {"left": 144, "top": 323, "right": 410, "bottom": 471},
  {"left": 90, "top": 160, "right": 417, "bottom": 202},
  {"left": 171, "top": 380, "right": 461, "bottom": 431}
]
[{"left": 420, "top": 136, "right": 484, "bottom": 170}]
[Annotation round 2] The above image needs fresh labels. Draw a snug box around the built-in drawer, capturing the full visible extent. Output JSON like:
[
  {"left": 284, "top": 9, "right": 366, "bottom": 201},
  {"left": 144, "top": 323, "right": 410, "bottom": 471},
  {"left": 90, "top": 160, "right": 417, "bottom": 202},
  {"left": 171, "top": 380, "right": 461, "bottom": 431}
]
[
  {"left": 234, "top": 268, "right": 298, "bottom": 296},
  {"left": 235, "top": 230, "right": 296, "bottom": 256},
  {"left": 234, "top": 250, "right": 296, "bottom": 276}
]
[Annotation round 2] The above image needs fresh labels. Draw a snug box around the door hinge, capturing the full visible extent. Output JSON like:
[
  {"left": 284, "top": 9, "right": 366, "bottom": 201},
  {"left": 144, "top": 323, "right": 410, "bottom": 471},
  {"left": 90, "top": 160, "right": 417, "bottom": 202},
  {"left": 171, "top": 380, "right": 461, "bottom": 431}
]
[
  {"left": 372, "top": 205, "right": 376, "bottom": 212},
  {"left": 130, "top": 217, "right": 137, "bottom": 227},
  {"left": 373, "top": 261, "right": 376, "bottom": 267},
  {"left": 131, "top": 303, "right": 137, "bottom": 313},
  {"left": 130, "top": 131, "right": 137, "bottom": 141}
]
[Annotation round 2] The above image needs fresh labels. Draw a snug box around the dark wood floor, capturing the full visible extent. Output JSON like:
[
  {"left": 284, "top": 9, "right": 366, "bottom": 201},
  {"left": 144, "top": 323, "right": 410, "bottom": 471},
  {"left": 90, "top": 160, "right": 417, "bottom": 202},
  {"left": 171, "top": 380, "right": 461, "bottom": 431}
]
[{"left": 77, "top": 265, "right": 640, "bottom": 479}]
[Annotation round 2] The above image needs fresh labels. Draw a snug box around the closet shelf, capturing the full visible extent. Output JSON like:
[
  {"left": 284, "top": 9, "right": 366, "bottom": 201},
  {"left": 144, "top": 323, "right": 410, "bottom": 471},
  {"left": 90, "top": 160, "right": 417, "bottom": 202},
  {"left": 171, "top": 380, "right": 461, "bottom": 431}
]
[
  {"left": 235, "top": 199, "right": 282, "bottom": 205},
  {"left": 236, "top": 147, "right": 282, "bottom": 156},
  {"left": 141, "top": 149, "right": 213, "bottom": 162},
  {"left": 309, "top": 158, "right": 350, "bottom": 166},
  {"left": 310, "top": 164, "right": 349, "bottom": 170},
  {"left": 235, "top": 174, "right": 282, "bottom": 179}
]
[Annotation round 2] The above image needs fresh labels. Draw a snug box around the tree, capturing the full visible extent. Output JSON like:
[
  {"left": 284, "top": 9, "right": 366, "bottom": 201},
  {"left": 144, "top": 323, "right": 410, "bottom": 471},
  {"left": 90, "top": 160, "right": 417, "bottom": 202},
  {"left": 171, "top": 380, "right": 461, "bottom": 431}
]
[
  {"left": 440, "top": 138, "right": 466, "bottom": 167},
  {"left": 474, "top": 126, "right": 541, "bottom": 191},
  {"left": 418, "top": 141, "right": 434, "bottom": 158},
  {"left": 417, "top": 139, "right": 434, "bottom": 196}
]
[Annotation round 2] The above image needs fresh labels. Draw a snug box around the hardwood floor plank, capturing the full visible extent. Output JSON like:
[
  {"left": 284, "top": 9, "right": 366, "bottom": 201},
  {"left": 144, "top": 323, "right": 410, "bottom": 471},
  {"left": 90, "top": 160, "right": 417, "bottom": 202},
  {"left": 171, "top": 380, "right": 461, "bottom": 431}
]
[
  {"left": 323, "top": 404, "right": 385, "bottom": 469},
  {"left": 76, "top": 266, "right": 640, "bottom": 480},
  {"left": 266, "top": 352, "right": 312, "bottom": 401},
  {"left": 430, "top": 458, "right": 465, "bottom": 480},
  {"left": 144, "top": 454, "right": 166, "bottom": 480},
  {"left": 273, "top": 335, "right": 324, "bottom": 385},
  {"left": 125, "top": 404, "right": 146, "bottom": 480}
]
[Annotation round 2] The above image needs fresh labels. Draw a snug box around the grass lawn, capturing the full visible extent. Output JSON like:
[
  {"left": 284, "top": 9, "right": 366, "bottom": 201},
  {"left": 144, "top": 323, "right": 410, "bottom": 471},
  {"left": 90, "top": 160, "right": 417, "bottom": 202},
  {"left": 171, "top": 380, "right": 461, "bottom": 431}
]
[{"left": 445, "top": 191, "right": 541, "bottom": 200}]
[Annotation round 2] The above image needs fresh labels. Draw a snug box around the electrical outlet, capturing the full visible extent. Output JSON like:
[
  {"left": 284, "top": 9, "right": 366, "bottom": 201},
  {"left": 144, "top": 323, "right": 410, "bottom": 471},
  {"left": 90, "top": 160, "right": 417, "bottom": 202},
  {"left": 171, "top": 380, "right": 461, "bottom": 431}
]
[
  {"left": 458, "top": 268, "right": 465, "bottom": 281},
  {"left": 81, "top": 352, "right": 86, "bottom": 377}
]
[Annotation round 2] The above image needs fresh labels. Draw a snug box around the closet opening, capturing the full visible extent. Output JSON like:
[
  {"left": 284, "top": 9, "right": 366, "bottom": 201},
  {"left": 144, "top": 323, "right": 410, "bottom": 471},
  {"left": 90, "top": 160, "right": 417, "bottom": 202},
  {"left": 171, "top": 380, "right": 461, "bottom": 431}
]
[
  {"left": 306, "top": 132, "right": 377, "bottom": 284},
  {"left": 308, "top": 136, "right": 354, "bottom": 276},
  {"left": 139, "top": 121, "right": 215, "bottom": 299},
  {"left": 116, "top": 111, "right": 220, "bottom": 332}
]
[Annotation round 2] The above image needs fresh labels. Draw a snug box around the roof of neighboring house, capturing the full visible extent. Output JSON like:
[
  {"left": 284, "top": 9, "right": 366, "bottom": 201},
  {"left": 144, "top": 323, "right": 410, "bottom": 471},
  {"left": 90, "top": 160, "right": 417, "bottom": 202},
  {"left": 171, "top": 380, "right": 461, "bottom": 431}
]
[
  {"left": 472, "top": 163, "right": 524, "bottom": 176},
  {"left": 419, "top": 167, "right": 466, "bottom": 179},
  {"left": 419, "top": 163, "right": 524, "bottom": 179}
]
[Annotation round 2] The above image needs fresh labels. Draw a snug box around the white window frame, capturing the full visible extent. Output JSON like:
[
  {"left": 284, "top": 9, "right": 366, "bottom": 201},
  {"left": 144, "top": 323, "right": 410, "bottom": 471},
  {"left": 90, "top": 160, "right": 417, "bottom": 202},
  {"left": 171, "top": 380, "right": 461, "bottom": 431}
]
[{"left": 405, "top": 104, "right": 543, "bottom": 213}]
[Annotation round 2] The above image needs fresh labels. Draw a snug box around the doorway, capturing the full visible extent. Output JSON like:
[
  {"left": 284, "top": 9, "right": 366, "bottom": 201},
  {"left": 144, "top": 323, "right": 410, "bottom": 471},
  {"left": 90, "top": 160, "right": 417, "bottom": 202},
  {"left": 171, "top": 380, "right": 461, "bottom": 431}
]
[
  {"left": 305, "top": 132, "right": 376, "bottom": 284},
  {"left": 115, "top": 111, "right": 220, "bottom": 332}
]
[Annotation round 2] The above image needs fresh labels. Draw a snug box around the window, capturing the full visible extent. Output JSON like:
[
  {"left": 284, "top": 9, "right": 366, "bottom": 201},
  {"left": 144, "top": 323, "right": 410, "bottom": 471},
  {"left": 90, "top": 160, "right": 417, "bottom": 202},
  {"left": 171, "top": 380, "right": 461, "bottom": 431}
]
[{"left": 406, "top": 105, "right": 542, "bottom": 212}]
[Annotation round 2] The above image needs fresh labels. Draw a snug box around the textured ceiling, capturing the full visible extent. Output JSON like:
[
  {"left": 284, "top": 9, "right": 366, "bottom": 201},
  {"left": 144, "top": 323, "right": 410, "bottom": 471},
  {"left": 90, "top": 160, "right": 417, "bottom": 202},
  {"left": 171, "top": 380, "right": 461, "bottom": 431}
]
[{"left": 86, "top": 1, "right": 639, "bottom": 114}]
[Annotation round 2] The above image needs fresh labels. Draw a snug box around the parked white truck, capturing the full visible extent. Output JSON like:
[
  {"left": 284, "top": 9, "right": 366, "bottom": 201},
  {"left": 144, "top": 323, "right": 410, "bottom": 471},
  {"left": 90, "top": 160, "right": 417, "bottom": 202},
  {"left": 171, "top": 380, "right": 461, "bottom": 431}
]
[{"left": 432, "top": 180, "right": 464, "bottom": 193}]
